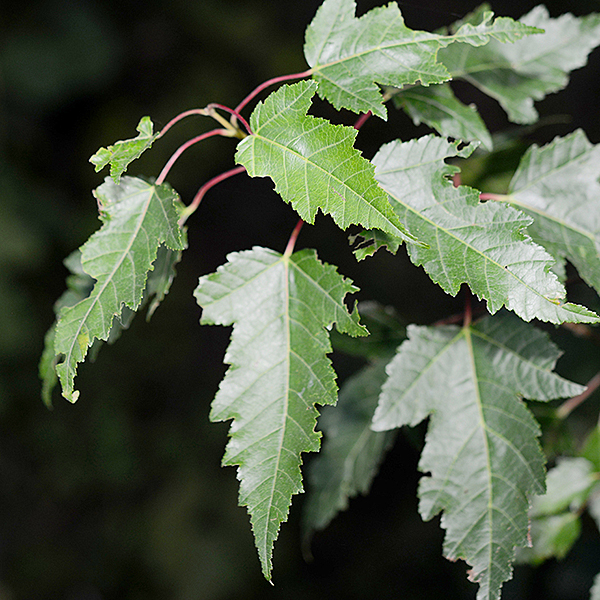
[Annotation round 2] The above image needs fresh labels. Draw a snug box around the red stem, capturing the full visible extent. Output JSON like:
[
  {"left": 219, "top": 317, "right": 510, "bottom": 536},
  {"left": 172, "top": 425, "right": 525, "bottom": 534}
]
[
  {"left": 235, "top": 69, "right": 313, "bottom": 114},
  {"left": 353, "top": 111, "right": 373, "bottom": 130},
  {"left": 557, "top": 371, "right": 600, "bottom": 419},
  {"left": 479, "top": 193, "right": 505, "bottom": 202},
  {"left": 284, "top": 219, "right": 304, "bottom": 257},
  {"left": 157, "top": 108, "right": 208, "bottom": 138},
  {"left": 156, "top": 129, "right": 230, "bottom": 185},
  {"left": 463, "top": 288, "right": 472, "bottom": 328},
  {"left": 207, "top": 103, "right": 252, "bottom": 135},
  {"left": 180, "top": 165, "right": 247, "bottom": 225}
]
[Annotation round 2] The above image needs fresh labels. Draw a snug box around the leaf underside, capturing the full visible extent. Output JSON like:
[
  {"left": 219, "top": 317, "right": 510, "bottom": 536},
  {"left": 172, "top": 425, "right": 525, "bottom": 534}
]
[
  {"left": 53, "top": 176, "right": 185, "bottom": 402},
  {"left": 194, "top": 246, "right": 366, "bottom": 580},
  {"left": 506, "top": 129, "right": 600, "bottom": 299},
  {"left": 373, "top": 313, "right": 585, "bottom": 600},
  {"left": 304, "top": 0, "right": 539, "bottom": 119},
  {"left": 363, "top": 134, "right": 599, "bottom": 324},
  {"left": 236, "top": 80, "right": 415, "bottom": 243}
]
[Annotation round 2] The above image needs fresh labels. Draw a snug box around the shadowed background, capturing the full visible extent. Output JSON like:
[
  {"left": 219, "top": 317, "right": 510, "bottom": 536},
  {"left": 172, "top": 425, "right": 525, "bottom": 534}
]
[{"left": 1, "top": 0, "right": 600, "bottom": 598}]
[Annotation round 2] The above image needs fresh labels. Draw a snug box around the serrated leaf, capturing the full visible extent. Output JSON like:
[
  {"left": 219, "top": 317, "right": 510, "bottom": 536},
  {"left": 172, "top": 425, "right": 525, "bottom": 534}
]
[
  {"left": 393, "top": 83, "right": 493, "bottom": 151},
  {"left": 53, "top": 176, "right": 185, "bottom": 403},
  {"left": 194, "top": 246, "right": 367, "bottom": 580},
  {"left": 366, "top": 134, "right": 599, "bottom": 324},
  {"left": 302, "top": 356, "right": 397, "bottom": 539},
  {"left": 372, "top": 312, "right": 585, "bottom": 600},
  {"left": 304, "top": 0, "right": 539, "bottom": 119},
  {"left": 505, "top": 130, "right": 600, "bottom": 298},
  {"left": 90, "top": 116, "right": 158, "bottom": 183},
  {"left": 236, "top": 80, "right": 415, "bottom": 243},
  {"left": 439, "top": 6, "right": 600, "bottom": 124}
]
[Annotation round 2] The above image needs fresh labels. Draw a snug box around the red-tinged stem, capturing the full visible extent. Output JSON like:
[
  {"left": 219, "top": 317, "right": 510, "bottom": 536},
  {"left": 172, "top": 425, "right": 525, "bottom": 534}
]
[
  {"left": 179, "top": 165, "right": 246, "bottom": 226},
  {"left": 235, "top": 69, "right": 313, "bottom": 114},
  {"left": 556, "top": 371, "right": 600, "bottom": 419},
  {"left": 284, "top": 219, "right": 304, "bottom": 257},
  {"left": 206, "top": 103, "right": 252, "bottom": 135},
  {"left": 453, "top": 173, "right": 461, "bottom": 188},
  {"left": 156, "top": 129, "right": 230, "bottom": 186},
  {"left": 157, "top": 108, "right": 209, "bottom": 138},
  {"left": 479, "top": 192, "right": 506, "bottom": 202},
  {"left": 463, "top": 288, "right": 472, "bottom": 328},
  {"left": 353, "top": 111, "right": 372, "bottom": 130}
]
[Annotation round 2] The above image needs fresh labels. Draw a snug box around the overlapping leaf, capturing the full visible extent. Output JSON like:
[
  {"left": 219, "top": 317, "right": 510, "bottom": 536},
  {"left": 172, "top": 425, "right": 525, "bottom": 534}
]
[
  {"left": 53, "top": 176, "right": 185, "bottom": 402},
  {"left": 372, "top": 313, "right": 586, "bottom": 600},
  {"left": 302, "top": 356, "right": 397, "bottom": 539},
  {"left": 90, "top": 116, "right": 158, "bottom": 183},
  {"left": 304, "top": 0, "right": 539, "bottom": 119},
  {"left": 235, "top": 81, "right": 414, "bottom": 243},
  {"left": 194, "top": 246, "right": 367, "bottom": 580},
  {"left": 362, "top": 134, "right": 598, "bottom": 324},
  {"left": 439, "top": 5, "right": 600, "bottom": 124},
  {"left": 393, "top": 83, "right": 493, "bottom": 150},
  {"left": 505, "top": 130, "right": 600, "bottom": 298}
]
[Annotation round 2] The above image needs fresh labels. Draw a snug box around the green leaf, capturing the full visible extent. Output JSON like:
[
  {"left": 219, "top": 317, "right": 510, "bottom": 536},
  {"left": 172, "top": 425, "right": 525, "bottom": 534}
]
[
  {"left": 54, "top": 176, "right": 185, "bottom": 402},
  {"left": 367, "top": 135, "right": 599, "bottom": 324},
  {"left": 194, "top": 246, "right": 367, "bottom": 580},
  {"left": 506, "top": 130, "right": 600, "bottom": 298},
  {"left": 372, "top": 312, "right": 585, "bottom": 600},
  {"left": 302, "top": 356, "right": 397, "bottom": 539},
  {"left": 304, "top": 0, "right": 539, "bottom": 119},
  {"left": 439, "top": 6, "right": 600, "bottom": 124},
  {"left": 236, "top": 80, "right": 415, "bottom": 243},
  {"left": 393, "top": 83, "right": 493, "bottom": 151},
  {"left": 89, "top": 116, "right": 158, "bottom": 183},
  {"left": 590, "top": 573, "right": 600, "bottom": 600}
]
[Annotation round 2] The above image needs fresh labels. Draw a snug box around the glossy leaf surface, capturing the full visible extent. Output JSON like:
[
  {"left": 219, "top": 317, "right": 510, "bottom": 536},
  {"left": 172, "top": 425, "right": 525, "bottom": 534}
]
[{"left": 194, "top": 246, "right": 367, "bottom": 580}]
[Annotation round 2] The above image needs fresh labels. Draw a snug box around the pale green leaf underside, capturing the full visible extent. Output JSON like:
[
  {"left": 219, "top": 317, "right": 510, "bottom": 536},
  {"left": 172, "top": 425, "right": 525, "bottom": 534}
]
[
  {"left": 236, "top": 80, "right": 415, "bottom": 243},
  {"left": 369, "top": 134, "right": 599, "bottom": 324},
  {"left": 194, "top": 246, "right": 366, "bottom": 580},
  {"left": 393, "top": 83, "right": 493, "bottom": 151},
  {"left": 372, "top": 313, "right": 585, "bottom": 600},
  {"left": 302, "top": 356, "right": 396, "bottom": 539},
  {"left": 506, "top": 130, "right": 600, "bottom": 299},
  {"left": 89, "top": 116, "right": 158, "bottom": 183},
  {"left": 304, "top": 0, "right": 539, "bottom": 119},
  {"left": 440, "top": 6, "right": 600, "bottom": 124},
  {"left": 590, "top": 573, "right": 600, "bottom": 600},
  {"left": 54, "top": 176, "right": 185, "bottom": 402}
]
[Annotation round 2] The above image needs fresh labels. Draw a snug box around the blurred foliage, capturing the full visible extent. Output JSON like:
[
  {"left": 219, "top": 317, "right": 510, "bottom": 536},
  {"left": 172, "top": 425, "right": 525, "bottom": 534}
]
[{"left": 1, "top": 0, "right": 600, "bottom": 599}]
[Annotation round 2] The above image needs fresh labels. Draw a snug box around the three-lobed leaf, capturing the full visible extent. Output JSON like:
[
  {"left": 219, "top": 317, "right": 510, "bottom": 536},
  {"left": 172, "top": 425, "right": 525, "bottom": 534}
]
[
  {"left": 365, "top": 134, "right": 598, "bottom": 324},
  {"left": 89, "top": 116, "right": 159, "bottom": 183},
  {"left": 194, "top": 246, "right": 367, "bottom": 580},
  {"left": 505, "top": 129, "right": 600, "bottom": 299},
  {"left": 235, "top": 80, "right": 416, "bottom": 243},
  {"left": 304, "top": 0, "right": 539, "bottom": 119},
  {"left": 372, "top": 312, "right": 586, "bottom": 600},
  {"left": 53, "top": 176, "right": 185, "bottom": 402},
  {"left": 439, "top": 6, "right": 600, "bottom": 124}
]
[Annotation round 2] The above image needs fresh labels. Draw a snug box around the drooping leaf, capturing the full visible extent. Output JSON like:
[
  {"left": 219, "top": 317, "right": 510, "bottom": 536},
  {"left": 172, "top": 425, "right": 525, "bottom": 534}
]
[
  {"left": 505, "top": 130, "right": 600, "bottom": 298},
  {"left": 372, "top": 312, "right": 586, "bottom": 600},
  {"left": 364, "top": 135, "right": 599, "bottom": 324},
  {"left": 439, "top": 6, "right": 600, "bottom": 124},
  {"left": 393, "top": 83, "right": 493, "bottom": 151},
  {"left": 302, "top": 355, "right": 397, "bottom": 540},
  {"left": 235, "top": 81, "right": 415, "bottom": 244},
  {"left": 53, "top": 176, "right": 185, "bottom": 403},
  {"left": 194, "top": 246, "right": 367, "bottom": 580},
  {"left": 89, "top": 116, "right": 159, "bottom": 183},
  {"left": 304, "top": 0, "right": 539, "bottom": 119}
]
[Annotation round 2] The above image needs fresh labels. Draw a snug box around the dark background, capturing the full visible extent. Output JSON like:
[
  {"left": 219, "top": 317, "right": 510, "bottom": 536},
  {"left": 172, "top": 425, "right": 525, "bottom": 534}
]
[{"left": 2, "top": 1, "right": 600, "bottom": 599}]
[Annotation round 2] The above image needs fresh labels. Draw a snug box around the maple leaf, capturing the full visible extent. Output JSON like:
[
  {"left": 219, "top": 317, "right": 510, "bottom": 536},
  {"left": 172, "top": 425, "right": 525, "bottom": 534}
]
[
  {"left": 194, "top": 246, "right": 367, "bottom": 580},
  {"left": 372, "top": 313, "right": 586, "bottom": 600},
  {"left": 89, "top": 116, "right": 158, "bottom": 183},
  {"left": 53, "top": 176, "right": 185, "bottom": 402},
  {"left": 304, "top": 0, "right": 539, "bottom": 119},
  {"left": 360, "top": 134, "right": 599, "bottom": 324},
  {"left": 235, "top": 80, "right": 416, "bottom": 243},
  {"left": 439, "top": 5, "right": 600, "bottom": 124},
  {"left": 505, "top": 129, "right": 600, "bottom": 299}
]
